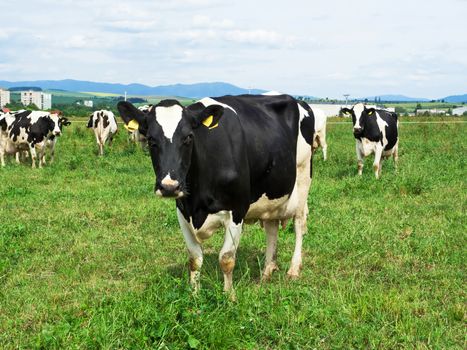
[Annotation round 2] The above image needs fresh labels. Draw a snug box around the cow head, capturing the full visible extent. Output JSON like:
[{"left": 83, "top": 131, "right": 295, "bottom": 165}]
[
  {"left": 341, "top": 103, "right": 376, "bottom": 138},
  {"left": 118, "top": 100, "right": 224, "bottom": 198},
  {"left": 49, "top": 114, "right": 64, "bottom": 136}
]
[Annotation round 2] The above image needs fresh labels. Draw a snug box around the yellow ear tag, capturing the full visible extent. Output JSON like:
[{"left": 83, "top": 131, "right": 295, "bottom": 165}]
[
  {"left": 124, "top": 119, "right": 139, "bottom": 132},
  {"left": 202, "top": 115, "right": 219, "bottom": 129},
  {"left": 368, "top": 111, "right": 374, "bottom": 116}
]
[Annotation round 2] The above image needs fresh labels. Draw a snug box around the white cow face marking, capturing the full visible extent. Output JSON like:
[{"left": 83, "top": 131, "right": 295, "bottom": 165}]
[{"left": 155, "top": 104, "right": 183, "bottom": 142}]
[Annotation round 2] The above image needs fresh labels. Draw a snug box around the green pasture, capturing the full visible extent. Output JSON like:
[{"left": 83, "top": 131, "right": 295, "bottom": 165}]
[{"left": 0, "top": 117, "right": 465, "bottom": 349}]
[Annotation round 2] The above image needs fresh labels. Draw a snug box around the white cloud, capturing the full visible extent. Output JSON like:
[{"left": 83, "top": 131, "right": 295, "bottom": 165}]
[{"left": 0, "top": 0, "right": 465, "bottom": 98}]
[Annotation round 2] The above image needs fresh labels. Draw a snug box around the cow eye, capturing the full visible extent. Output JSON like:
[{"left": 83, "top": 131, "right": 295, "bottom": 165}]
[
  {"left": 147, "top": 137, "right": 158, "bottom": 148},
  {"left": 183, "top": 134, "right": 193, "bottom": 145}
]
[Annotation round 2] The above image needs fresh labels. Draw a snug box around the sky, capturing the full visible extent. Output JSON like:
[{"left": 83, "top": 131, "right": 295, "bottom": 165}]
[{"left": 0, "top": 0, "right": 466, "bottom": 99}]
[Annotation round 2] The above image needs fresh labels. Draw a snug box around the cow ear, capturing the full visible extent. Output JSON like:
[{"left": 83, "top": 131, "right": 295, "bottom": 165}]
[
  {"left": 117, "top": 101, "right": 147, "bottom": 132},
  {"left": 341, "top": 108, "right": 352, "bottom": 116},
  {"left": 195, "top": 105, "right": 224, "bottom": 130},
  {"left": 87, "top": 114, "right": 93, "bottom": 128},
  {"left": 366, "top": 108, "right": 376, "bottom": 116}
]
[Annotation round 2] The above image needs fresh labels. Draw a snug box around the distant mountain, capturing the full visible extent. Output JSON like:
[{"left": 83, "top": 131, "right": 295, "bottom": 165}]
[
  {"left": 0, "top": 79, "right": 266, "bottom": 98},
  {"left": 441, "top": 94, "right": 467, "bottom": 103},
  {"left": 360, "top": 94, "right": 430, "bottom": 102}
]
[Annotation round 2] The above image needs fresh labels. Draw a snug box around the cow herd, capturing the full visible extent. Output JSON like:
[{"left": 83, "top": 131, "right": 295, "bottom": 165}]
[{"left": 1, "top": 94, "right": 399, "bottom": 297}]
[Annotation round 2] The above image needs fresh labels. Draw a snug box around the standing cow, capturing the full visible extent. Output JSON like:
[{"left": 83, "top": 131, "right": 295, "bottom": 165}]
[
  {"left": 310, "top": 106, "right": 328, "bottom": 160},
  {"left": 118, "top": 94, "right": 315, "bottom": 297},
  {"left": 0, "top": 110, "right": 63, "bottom": 168},
  {"left": 125, "top": 105, "right": 150, "bottom": 148},
  {"left": 45, "top": 115, "right": 71, "bottom": 164},
  {"left": 342, "top": 103, "right": 399, "bottom": 178},
  {"left": 87, "top": 110, "right": 118, "bottom": 156}
]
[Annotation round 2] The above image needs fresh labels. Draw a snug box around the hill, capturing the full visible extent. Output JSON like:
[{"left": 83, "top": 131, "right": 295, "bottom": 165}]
[
  {"left": 442, "top": 94, "right": 467, "bottom": 103},
  {"left": 361, "top": 94, "right": 430, "bottom": 102},
  {"left": 0, "top": 79, "right": 266, "bottom": 98}
]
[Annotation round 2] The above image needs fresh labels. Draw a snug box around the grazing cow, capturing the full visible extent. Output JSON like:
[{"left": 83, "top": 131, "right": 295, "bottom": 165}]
[
  {"left": 125, "top": 105, "right": 151, "bottom": 147},
  {"left": 341, "top": 103, "right": 399, "bottom": 178},
  {"left": 45, "top": 116, "right": 71, "bottom": 163},
  {"left": 310, "top": 106, "right": 328, "bottom": 160},
  {"left": 118, "top": 94, "right": 315, "bottom": 297},
  {"left": 0, "top": 110, "right": 63, "bottom": 168},
  {"left": 87, "top": 110, "right": 118, "bottom": 155}
]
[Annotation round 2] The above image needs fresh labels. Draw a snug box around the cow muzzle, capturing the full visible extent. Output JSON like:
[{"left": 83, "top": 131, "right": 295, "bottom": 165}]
[
  {"left": 54, "top": 131, "right": 62, "bottom": 136},
  {"left": 155, "top": 178, "right": 183, "bottom": 198},
  {"left": 353, "top": 128, "right": 363, "bottom": 137}
]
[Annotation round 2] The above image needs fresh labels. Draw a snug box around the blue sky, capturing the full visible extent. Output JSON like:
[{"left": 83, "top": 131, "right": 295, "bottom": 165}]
[{"left": 0, "top": 0, "right": 466, "bottom": 98}]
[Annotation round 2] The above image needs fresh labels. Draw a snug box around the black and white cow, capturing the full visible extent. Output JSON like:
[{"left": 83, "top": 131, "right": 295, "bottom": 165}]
[
  {"left": 342, "top": 103, "right": 399, "bottom": 178},
  {"left": 0, "top": 110, "right": 63, "bottom": 168},
  {"left": 118, "top": 94, "right": 315, "bottom": 296},
  {"left": 46, "top": 115, "right": 71, "bottom": 163},
  {"left": 310, "top": 106, "right": 328, "bottom": 161},
  {"left": 87, "top": 110, "right": 118, "bottom": 156},
  {"left": 125, "top": 105, "right": 151, "bottom": 147}
]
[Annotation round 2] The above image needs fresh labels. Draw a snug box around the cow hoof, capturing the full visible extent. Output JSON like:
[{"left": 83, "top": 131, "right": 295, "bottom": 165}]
[
  {"left": 287, "top": 266, "right": 301, "bottom": 279},
  {"left": 262, "top": 263, "right": 279, "bottom": 281},
  {"left": 226, "top": 289, "right": 237, "bottom": 302}
]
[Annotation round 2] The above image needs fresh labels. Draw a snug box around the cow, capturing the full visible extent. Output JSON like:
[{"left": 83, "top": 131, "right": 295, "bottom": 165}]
[
  {"left": 87, "top": 110, "right": 118, "bottom": 156},
  {"left": 118, "top": 94, "right": 315, "bottom": 298},
  {"left": 341, "top": 103, "right": 399, "bottom": 178},
  {"left": 45, "top": 115, "right": 71, "bottom": 164},
  {"left": 125, "top": 105, "right": 151, "bottom": 147},
  {"left": 310, "top": 106, "right": 328, "bottom": 160},
  {"left": 0, "top": 110, "right": 63, "bottom": 168}
]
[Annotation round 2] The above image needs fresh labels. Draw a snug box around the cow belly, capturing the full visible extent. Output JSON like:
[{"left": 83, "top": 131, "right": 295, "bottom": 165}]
[{"left": 245, "top": 188, "right": 299, "bottom": 221}]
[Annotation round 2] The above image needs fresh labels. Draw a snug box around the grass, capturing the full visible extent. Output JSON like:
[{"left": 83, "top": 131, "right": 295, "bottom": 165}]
[{"left": 0, "top": 117, "right": 465, "bottom": 349}]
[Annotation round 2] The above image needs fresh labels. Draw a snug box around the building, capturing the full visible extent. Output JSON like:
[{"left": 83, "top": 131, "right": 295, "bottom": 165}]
[
  {"left": 416, "top": 109, "right": 446, "bottom": 115},
  {"left": 308, "top": 104, "right": 395, "bottom": 117},
  {"left": 452, "top": 106, "right": 467, "bottom": 116},
  {"left": 83, "top": 100, "right": 93, "bottom": 108},
  {"left": 0, "top": 89, "right": 11, "bottom": 108},
  {"left": 21, "top": 90, "right": 52, "bottom": 110}
]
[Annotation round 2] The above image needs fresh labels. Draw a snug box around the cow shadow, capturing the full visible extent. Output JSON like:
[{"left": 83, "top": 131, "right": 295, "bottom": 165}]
[{"left": 165, "top": 244, "right": 266, "bottom": 287}]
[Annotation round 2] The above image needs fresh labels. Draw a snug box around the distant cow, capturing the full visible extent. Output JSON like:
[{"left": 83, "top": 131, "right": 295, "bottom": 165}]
[
  {"left": 118, "top": 94, "right": 315, "bottom": 297},
  {"left": 87, "top": 110, "right": 118, "bottom": 155},
  {"left": 125, "top": 105, "right": 151, "bottom": 147},
  {"left": 310, "top": 106, "right": 328, "bottom": 160},
  {"left": 0, "top": 110, "right": 63, "bottom": 168},
  {"left": 342, "top": 103, "right": 399, "bottom": 178},
  {"left": 46, "top": 115, "right": 71, "bottom": 163}
]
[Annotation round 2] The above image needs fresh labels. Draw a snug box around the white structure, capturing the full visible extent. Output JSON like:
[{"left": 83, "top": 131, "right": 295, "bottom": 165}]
[
  {"left": 84, "top": 100, "right": 93, "bottom": 108},
  {"left": 21, "top": 90, "right": 52, "bottom": 110},
  {"left": 309, "top": 104, "right": 395, "bottom": 117},
  {"left": 416, "top": 109, "right": 446, "bottom": 115},
  {"left": 452, "top": 106, "right": 467, "bottom": 116},
  {"left": 0, "top": 89, "right": 10, "bottom": 108}
]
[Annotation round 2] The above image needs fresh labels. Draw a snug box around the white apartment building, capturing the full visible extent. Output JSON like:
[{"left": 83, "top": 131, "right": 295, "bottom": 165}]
[
  {"left": 83, "top": 100, "right": 93, "bottom": 107},
  {"left": 21, "top": 90, "right": 52, "bottom": 110},
  {"left": 0, "top": 89, "right": 11, "bottom": 108}
]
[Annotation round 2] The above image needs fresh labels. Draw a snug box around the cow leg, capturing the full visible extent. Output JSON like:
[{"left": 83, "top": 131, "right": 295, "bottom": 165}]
[
  {"left": 288, "top": 157, "right": 311, "bottom": 278},
  {"left": 15, "top": 152, "right": 21, "bottom": 164},
  {"left": 37, "top": 144, "right": 46, "bottom": 168},
  {"left": 176, "top": 209, "right": 203, "bottom": 292},
  {"left": 262, "top": 220, "right": 279, "bottom": 281},
  {"left": 29, "top": 145, "right": 37, "bottom": 168},
  {"left": 321, "top": 138, "right": 328, "bottom": 161},
  {"left": 49, "top": 141, "right": 56, "bottom": 163},
  {"left": 287, "top": 204, "right": 308, "bottom": 278},
  {"left": 393, "top": 143, "right": 399, "bottom": 171},
  {"left": 373, "top": 145, "right": 383, "bottom": 179},
  {"left": 0, "top": 147, "right": 5, "bottom": 167},
  {"left": 220, "top": 219, "right": 243, "bottom": 299},
  {"left": 356, "top": 142, "right": 364, "bottom": 176}
]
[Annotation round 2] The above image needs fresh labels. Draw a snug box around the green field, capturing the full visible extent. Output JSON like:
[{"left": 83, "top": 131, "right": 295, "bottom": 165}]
[{"left": 0, "top": 117, "right": 465, "bottom": 349}]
